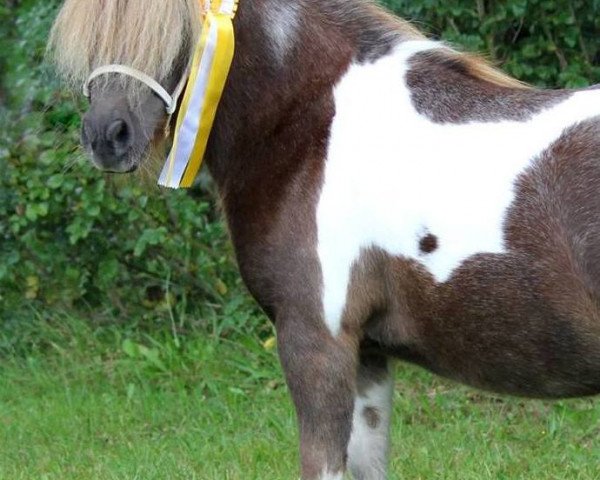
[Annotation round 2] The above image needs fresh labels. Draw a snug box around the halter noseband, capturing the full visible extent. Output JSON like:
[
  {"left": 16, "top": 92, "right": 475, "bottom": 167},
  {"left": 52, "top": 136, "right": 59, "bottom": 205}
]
[{"left": 83, "top": 64, "right": 189, "bottom": 115}]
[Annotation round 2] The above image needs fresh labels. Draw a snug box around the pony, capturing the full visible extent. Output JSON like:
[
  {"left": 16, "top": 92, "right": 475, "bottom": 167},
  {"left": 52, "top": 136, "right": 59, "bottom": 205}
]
[{"left": 49, "top": 1, "right": 600, "bottom": 478}]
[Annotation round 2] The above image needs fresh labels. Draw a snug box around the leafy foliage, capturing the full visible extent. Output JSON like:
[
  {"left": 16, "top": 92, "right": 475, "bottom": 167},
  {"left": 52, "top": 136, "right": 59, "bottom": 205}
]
[
  {"left": 2, "top": 0, "right": 600, "bottom": 327},
  {"left": 0, "top": 1, "right": 253, "bottom": 333}
]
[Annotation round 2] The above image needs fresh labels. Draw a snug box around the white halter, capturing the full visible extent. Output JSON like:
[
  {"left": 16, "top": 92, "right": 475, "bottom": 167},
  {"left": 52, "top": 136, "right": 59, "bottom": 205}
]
[{"left": 83, "top": 64, "right": 189, "bottom": 115}]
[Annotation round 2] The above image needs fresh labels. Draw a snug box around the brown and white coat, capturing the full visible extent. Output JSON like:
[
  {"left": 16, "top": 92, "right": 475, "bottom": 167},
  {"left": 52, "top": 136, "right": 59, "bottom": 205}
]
[{"left": 50, "top": 1, "right": 600, "bottom": 479}]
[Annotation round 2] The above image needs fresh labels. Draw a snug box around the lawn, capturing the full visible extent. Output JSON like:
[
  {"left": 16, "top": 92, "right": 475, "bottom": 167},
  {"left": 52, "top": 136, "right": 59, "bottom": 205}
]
[{"left": 1, "top": 313, "right": 600, "bottom": 480}]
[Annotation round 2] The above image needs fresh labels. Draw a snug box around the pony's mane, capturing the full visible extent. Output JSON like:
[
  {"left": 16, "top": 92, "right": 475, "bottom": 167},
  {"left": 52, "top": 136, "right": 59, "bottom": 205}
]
[
  {"left": 49, "top": 0, "right": 201, "bottom": 91},
  {"left": 458, "top": 52, "right": 528, "bottom": 89}
]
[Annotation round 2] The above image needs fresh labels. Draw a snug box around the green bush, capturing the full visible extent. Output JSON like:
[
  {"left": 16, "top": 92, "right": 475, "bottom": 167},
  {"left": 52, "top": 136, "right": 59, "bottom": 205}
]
[
  {"left": 2, "top": 0, "right": 600, "bottom": 326},
  {"left": 0, "top": 1, "right": 247, "bottom": 331}
]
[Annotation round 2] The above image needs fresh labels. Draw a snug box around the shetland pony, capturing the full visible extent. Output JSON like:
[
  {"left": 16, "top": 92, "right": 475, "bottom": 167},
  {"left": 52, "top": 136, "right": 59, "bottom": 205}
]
[{"left": 49, "top": 1, "right": 600, "bottom": 478}]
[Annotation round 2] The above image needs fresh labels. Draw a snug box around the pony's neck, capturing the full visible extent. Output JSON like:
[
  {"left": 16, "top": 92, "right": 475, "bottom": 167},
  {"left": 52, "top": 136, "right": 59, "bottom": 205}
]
[{"left": 205, "top": 0, "right": 420, "bottom": 191}]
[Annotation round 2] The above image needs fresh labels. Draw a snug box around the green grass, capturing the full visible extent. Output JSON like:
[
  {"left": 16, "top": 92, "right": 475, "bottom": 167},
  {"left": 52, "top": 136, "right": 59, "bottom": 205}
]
[{"left": 1, "top": 313, "right": 600, "bottom": 480}]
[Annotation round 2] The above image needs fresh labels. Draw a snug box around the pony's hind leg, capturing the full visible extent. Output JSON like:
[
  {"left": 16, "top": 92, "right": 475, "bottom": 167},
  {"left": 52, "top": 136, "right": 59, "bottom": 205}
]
[
  {"left": 277, "top": 315, "right": 358, "bottom": 480},
  {"left": 348, "top": 354, "right": 393, "bottom": 480}
]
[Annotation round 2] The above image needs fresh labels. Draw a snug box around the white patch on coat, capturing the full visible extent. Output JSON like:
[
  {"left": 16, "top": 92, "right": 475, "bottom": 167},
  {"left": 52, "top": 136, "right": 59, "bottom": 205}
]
[
  {"left": 263, "top": 0, "right": 301, "bottom": 63},
  {"left": 347, "top": 376, "right": 394, "bottom": 480},
  {"left": 317, "top": 40, "right": 600, "bottom": 336}
]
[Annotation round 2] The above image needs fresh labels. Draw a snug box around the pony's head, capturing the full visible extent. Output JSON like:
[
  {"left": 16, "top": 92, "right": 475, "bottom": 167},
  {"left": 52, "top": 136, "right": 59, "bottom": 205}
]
[{"left": 49, "top": 0, "right": 201, "bottom": 173}]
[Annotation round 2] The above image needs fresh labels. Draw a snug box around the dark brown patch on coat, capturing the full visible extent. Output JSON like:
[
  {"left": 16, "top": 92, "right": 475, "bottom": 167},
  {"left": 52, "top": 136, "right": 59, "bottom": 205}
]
[
  {"left": 424, "top": 252, "right": 600, "bottom": 397},
  {"left": 362, "top": 407, "right": 381, "bottom": 429},
  {"left": 348, "top": 246, "right": 600, "bottom": 400},
  {"left": 321, "top": 0, "right": 424, "bottom": 63},
  {"left": 407, "top": 51, "right": 570, "bottom": 124},
  {"left": 339, "top": 247, "right": 436, "bottom": 371},
  {"left": 419, "top": 233, "right": 438, "bottom": 254}
]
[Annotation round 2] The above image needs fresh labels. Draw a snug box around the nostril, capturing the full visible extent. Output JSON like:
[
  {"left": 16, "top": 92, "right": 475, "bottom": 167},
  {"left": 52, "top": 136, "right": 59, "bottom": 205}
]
[
  {"left": 106, "top": 119, "right": 132, "bottom": 154},
  {"left": 106, "top": 119, "right": 128, "bottom": 143}
]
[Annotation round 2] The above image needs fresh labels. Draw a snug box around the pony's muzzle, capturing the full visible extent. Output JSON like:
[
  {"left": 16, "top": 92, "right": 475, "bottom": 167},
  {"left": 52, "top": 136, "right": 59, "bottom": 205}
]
[{"left": 82, "top": 101, "right": 136, "bottom": 173}]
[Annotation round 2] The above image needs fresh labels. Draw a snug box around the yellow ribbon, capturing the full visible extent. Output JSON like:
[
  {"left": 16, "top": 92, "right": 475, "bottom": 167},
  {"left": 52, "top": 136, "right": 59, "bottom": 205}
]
[{"left": 159, "top": 0, "right": 238, "bottom": 188}]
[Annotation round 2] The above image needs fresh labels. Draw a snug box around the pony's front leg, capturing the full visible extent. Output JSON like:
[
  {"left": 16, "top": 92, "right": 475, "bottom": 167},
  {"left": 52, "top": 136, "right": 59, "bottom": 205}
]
[{"left": 277, "top": 317, "right": 358, "bottom": 480}]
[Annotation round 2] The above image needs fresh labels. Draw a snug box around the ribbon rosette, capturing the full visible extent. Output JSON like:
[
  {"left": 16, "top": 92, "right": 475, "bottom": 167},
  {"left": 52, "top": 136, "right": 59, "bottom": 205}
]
[{"left": 159, "top": 0, "right": 238, "bottom": 188}]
